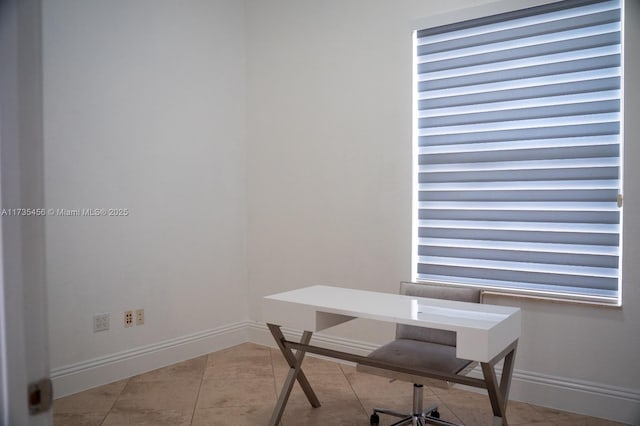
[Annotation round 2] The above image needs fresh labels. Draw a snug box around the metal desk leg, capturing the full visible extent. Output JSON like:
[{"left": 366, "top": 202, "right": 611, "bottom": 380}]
[
  {"left": 268, "top": 324, "right": 321, "bottom": 426},
  {"left": 481, "top": 344, "right": 518, "bottom": 426}
]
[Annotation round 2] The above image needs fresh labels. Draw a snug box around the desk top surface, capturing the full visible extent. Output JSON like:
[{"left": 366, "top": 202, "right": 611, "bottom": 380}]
[
  {"left": 263, "top": 285, "right": 521, "bottom": 362},
  {"left": 264, "top": 285, "right": 519, "bottom": 332}
]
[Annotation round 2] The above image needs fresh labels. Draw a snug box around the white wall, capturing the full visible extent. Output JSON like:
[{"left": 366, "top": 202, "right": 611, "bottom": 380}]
[
  {"left": 246, "top": 0, "right": 483, "bottom": 327},
  {"left": 247, "top": 0, "right": 640, "bottom": 422},
  {"left": 43, "top": 0, "right": 248, "bottom": 386}
]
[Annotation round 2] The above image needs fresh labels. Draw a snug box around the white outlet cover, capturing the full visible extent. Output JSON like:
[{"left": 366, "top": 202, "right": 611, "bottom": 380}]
[{"left": 93, "top": 313, "right": 110, "bottom": 332}]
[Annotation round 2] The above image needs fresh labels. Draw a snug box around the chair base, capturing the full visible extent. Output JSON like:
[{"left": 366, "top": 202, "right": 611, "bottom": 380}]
[{"left": 369, "top": 384, "right": 462, "bottom": 426}]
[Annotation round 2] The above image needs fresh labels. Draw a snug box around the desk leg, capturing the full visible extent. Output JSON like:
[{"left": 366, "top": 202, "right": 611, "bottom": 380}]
[
  {"left": 268, "top": 324, "right": 321, "bottom": 426},
  {"left": 481, "top": 344, "right": 517, "bottom": 426}
]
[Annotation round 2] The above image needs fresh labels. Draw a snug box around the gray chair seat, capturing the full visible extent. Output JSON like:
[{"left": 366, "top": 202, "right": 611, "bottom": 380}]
[
  {"left": 369, "top": 338, "right": 472, "bottom": 374},
  {"left": 357, "top": 338, "right": 473, "bottom": 387}
]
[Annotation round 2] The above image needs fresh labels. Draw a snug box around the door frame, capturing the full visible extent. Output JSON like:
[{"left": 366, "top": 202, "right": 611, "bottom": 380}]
[{"left": 0, "top": 0, "right": 50, "bottom": 424}]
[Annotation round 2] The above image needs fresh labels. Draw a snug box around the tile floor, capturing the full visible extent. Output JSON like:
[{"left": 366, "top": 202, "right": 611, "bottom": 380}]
[{"left": 53, "top": 343, "right": 630, "bottom": 426}]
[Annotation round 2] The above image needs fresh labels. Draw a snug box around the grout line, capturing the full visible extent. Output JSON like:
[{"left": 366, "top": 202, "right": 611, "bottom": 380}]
[
  {"left": 189, "top": 355, "right": 209, "bottom": 426},
  {"left": 269, "top": 345, "right": 278, "bottom": 395},
  {"left": 268, "top": 346, "right": 282, "bottom": 426},
  {"left": 340, "top": 363, "right": 371, "bottom": 418},
  {"left": 98, "top": 377, "right": 130, "bottom": 426},
  {"left": 435, "top": 397, "right": 465, "bottom": 425}
]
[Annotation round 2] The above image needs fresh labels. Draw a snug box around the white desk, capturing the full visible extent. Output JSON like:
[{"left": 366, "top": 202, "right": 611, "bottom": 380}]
[{"left": 264, "top": 285, "right": 521, "bottom": 426}]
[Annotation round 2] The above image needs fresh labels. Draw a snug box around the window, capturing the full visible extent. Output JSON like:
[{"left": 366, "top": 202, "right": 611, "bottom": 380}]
[{"left": 412, "top": 0, "right": 622, "bottom": 304}]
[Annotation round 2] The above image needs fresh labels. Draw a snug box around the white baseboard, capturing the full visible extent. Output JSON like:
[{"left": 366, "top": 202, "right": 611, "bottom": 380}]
[
  {"left": 50, "top": 320, "right": 250, "bottom": 398},
  {"left": 249, "top": 321, "right": 640, "bottom": 425},
  {"left": 51, "top": 320, "right": 640, "bottom": 425},
  {"left": 511, "top": 369, "right": 640, "bottom": 424}
]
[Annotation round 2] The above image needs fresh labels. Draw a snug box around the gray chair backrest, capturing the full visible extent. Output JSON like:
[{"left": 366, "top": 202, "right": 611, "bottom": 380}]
[{"left": 396, "top": 281, "right": 482, "bottom": 347}]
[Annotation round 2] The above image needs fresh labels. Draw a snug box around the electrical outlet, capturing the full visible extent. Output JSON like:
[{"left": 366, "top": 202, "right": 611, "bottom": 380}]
[
  {"left": 93, "top": 313, "right": 110, "bottom": 332},
  {"left": 124, "top": 310, "right": 133, "bottom": 327},
  {"left": 135, "top": 308, "right": 144, "bottom": 326}
]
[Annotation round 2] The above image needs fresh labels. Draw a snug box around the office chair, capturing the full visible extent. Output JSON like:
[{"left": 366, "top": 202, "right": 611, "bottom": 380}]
[{"left": 357, "top": 281, "right": 481, "bottom": 426}]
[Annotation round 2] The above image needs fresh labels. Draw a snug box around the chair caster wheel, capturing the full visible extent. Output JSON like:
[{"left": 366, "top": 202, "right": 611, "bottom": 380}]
[
  {"left": 429, "top": 409, "right": 440, "bottom": 418},
  {"left": 370, "top": 413, "right": 380, "bottom": 425}
]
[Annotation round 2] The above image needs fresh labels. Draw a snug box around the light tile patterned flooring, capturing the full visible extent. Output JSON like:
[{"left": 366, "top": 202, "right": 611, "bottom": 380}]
[{"left": 53, "top": 343, "right": 630, "bottom": 426}]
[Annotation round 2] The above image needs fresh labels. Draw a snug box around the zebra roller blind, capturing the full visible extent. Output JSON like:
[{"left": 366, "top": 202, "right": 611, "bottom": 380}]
[{"left": 414, "top": 0, "right": 622, "bottom": 303}]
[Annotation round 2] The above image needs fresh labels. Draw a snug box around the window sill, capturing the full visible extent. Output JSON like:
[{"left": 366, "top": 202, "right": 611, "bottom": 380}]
[{"left": 481, "top": 288, "right": 621, "bottom": 308}]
